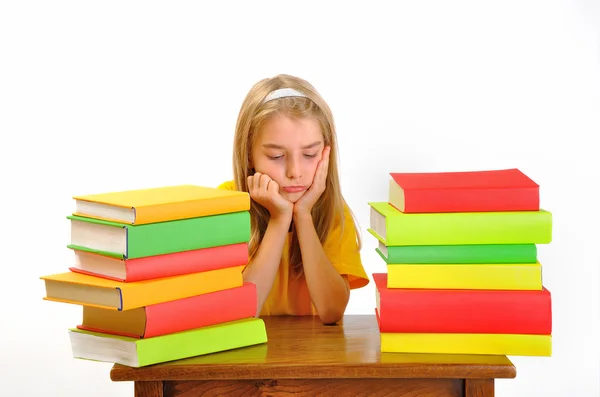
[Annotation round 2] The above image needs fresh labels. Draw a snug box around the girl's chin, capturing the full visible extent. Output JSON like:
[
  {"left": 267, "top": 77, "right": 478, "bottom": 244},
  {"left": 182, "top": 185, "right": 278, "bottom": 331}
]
[{"left": 281, "top": 191, "right": 305, "bottom": 203}]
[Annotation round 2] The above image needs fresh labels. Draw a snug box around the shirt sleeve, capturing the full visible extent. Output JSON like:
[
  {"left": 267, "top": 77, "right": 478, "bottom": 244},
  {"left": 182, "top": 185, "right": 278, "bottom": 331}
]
[
  {"left": 323, "top": 202, "right": 370, "bottom": 290},
  {"left": 217, "top": 180, "right": 236, "bottom": 190}
]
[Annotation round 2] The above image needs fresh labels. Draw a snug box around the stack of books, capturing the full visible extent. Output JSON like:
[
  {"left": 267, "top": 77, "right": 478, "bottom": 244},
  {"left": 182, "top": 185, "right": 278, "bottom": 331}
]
[
  {"left": 368, "top": 169, "right": 553, "bottom": 356},
  {"left": 40, "top": 185, "right": 268, "bottom": 367}
]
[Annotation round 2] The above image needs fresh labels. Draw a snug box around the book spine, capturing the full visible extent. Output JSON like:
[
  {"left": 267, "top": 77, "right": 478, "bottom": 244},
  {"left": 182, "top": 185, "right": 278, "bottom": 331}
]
[{"left": 403, "top": 186, "right": 540, "bottom": 213}]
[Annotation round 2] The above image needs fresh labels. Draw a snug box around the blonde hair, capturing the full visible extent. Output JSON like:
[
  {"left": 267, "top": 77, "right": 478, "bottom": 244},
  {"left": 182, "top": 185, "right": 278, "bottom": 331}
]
[{"left": 232, "top": 74, "right": 361, "bottom": 274}]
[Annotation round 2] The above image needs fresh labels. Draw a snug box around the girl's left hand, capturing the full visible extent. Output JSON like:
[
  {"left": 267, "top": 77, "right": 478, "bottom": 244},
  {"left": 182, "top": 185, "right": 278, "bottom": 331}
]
[{"left": 294, "top": 145, "right": 331, "bottom": 216}]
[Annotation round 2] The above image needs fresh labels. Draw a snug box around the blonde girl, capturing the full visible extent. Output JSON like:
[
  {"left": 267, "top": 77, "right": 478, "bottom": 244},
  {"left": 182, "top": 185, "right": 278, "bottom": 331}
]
[{"left": 219, "top": 74, "right": 369, "bottom": 324}]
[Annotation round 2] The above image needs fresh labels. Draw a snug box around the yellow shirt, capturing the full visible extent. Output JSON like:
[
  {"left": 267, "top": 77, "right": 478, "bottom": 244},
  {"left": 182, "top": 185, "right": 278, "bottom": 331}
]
[{"left": 218, "top": 180, "right": 370, "bottom": 316}]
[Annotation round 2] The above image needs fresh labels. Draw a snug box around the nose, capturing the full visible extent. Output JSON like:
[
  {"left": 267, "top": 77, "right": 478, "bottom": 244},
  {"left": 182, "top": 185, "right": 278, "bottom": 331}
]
[{"left": 286, "top": 156, "right": 302, "bottom": 180}]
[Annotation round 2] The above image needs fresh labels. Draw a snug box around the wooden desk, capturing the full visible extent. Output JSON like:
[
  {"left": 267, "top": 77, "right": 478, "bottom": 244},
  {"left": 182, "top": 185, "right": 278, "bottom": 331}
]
[{"left": 111, "top": 315, "right": 516, "bottom": 397}]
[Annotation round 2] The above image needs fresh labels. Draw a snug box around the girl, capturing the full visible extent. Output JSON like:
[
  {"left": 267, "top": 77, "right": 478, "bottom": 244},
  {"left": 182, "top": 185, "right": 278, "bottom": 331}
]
[{"left": 219, "top": 74, "right": 369, "bottom": 324}]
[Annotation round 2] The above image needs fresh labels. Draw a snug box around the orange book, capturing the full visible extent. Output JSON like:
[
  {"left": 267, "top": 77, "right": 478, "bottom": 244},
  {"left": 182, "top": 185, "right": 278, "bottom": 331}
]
[
  {"left": 69, "top": 242, "right": 249, "bottom": 282},
  {"left": 72, "top": 184, "right": 250, "bottom": 225},
  {"left": 41, "top": 266, "right": 244, "bottom": 310},
  {"left": 78, "top": 282, "right": 257, "bottom": 338}
]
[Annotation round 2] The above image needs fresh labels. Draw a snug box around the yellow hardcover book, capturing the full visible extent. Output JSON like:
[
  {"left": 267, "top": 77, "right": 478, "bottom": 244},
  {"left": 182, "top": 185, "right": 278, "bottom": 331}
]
[
  {"left": 381, "top": 332, "right": 552, "bottom": 356},
  {"left": 41, "top": 265, "right": 244, "bottom": 310},
  {"left": 386, "top": 262, "right": 542, "bottom": 290},
  {"left": 73, "top": 184, "right": 250, "bottom": 225}
]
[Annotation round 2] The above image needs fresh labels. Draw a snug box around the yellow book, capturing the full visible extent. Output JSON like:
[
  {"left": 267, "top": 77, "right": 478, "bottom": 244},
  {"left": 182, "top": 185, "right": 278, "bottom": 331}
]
[
  {"left": 41, "top": 265, "right": 244, "bottom": 310},
  {"left": 381, "top": 332, "right": 552, "bottom": 356},
  {"left": 73, "top": 184, "right": 250, "bottom": 225},
  {"left": 387, "top": 262, "right": 542, "bottom": 290}
]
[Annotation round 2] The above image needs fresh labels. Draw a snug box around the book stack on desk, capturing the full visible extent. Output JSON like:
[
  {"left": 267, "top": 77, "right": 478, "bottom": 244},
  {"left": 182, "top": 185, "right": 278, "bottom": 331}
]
[
  {"left": 40, "top": 185, "right": 267, "bottom": 368},
  {"left": 368, "top": 169, "right": 553, "bottom": 356}
]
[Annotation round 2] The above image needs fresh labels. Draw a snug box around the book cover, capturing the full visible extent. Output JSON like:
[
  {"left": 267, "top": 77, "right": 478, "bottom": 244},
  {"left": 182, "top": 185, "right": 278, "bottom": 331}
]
[
  {"left": 41, "top": 265, "right": 244, "bottom": 310},
  {"left": 69, "top": 317, "right": 268, "bottom": 367},
  {"left": 375, "top": 241, "right": 537, "bottom": 264},
  {"left": 78, "top": 282, "right": 257, "bottom": 338},
  {"left": 69, "top": 242, "right": 249, "bottom": 282},
  {"left": 374, "top": 273, "right": 552, "bottom": 334},
  {"left": 368, "top": 202, "right": 552, "bottom": 246},
  {"left": 68, "top": 211, "right": 250, "bottom": 259},
  {"left": 73, "top": 184, "right": 250, "bottom": 224},
  {"left": 386, "top": 262, "right": 543, "bottom": 290},
  {"left": 388, "top": 168, "right": 539, "bottom": 213}
]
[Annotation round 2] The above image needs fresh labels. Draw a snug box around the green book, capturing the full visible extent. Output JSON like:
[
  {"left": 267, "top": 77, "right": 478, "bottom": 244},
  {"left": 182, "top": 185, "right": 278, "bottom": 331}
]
[
  {"left": 375, "top": 241, "right": 538, "bottom": 264},
  {"left": 69, "top": 317, "right": 268, "bottom": 367},
  {"left": 368, "top": 202, "right": 552, "bottom": 246},
  {"left": 68, "top": 211, "right": 250, "bottom": 259}
]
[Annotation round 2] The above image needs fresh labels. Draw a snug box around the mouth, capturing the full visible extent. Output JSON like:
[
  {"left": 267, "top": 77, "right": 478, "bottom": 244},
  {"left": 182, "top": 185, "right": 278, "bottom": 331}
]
[{"left": 282, "top": 185, "right": 307, "bottom": 193}]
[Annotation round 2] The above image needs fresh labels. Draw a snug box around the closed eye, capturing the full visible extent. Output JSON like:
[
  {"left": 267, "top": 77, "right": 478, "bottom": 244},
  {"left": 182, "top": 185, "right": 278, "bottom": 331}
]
[
  {"left": 268, "top": 155, "right": 283, "bottom": 160},
  {"left": 304, "top": 153, "right": 318, "bottom": 158}
]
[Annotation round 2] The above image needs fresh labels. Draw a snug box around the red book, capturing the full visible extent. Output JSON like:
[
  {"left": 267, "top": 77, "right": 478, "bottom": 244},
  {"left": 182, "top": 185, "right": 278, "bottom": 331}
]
[
  {"left": 69, "top": 242, "right": 249, "bottom": 282},
  {"left": 388, "top": 168, "right": 539, "bottom": 213},
  {"left": 374, "top": 273, "right": 552, "bottom": 334},
  {"left": 77, "top": 282, "right": 257, "bottom": 338}
]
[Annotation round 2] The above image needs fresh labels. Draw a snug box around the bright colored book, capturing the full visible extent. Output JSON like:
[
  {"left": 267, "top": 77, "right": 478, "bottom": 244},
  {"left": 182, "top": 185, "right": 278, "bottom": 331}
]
[
  {"left": 78, "top": 282, "right": 257, "bottom": 338},
  {"left": 368, "top": 202, "right": 552, "bottom": 246},
  {"left": 69, "top": 317, "right": 268, "bottom": 367},
  {"left": 386, "top": 262, "right": 542, "bottom": 290},
  {"left": 68, "top": 211, "right": 250, "bottom": 259},
  {"left": 73, "top": 184, "right": 250, "bottom": 225},
  {"left": 374, "top": 273, "right": 552, "bottom": 334},
  {"left": 375, "top": 241, "right": 537, "bottom": 264},
  {"left": 41, "top": 265, "right": 244, "bottom": 310},
  {"left": 388, "top": 168, "right": 539, "bottom": 213},
  {"left": 69, "top": 242, "right": 249, "bottom": 282},
  {"left": 379, "top": 331, "right": 551, "bottom": 356}
]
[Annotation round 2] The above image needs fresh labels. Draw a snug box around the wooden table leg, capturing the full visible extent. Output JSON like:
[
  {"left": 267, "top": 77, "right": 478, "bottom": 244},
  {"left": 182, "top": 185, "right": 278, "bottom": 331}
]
[
  {"left": 135, "top": 381, "right": 163, "bottom": 397},
  {"left": 465, "top": 379, "right": 494, "bottom": 397}
]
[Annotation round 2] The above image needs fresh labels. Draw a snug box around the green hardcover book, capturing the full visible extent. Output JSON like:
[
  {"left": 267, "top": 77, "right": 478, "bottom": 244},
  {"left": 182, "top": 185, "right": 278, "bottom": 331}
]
[
  {"left": 368, "top": 202, "right": 552, "bottom": 246},
  {"left": 69, "top": 317, "right": 268, "bottom": 367},
  {"left": 68, "top": 211, "right": 250, "bottom": 259},
  {"left": 375, "top": 241, "right": 538, "bottom": 264}
]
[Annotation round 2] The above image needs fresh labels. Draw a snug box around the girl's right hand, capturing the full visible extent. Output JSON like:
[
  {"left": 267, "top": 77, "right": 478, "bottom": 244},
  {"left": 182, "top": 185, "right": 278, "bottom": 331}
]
[{"left": 247, "top": 172, "right": 293, "bottom": 220}]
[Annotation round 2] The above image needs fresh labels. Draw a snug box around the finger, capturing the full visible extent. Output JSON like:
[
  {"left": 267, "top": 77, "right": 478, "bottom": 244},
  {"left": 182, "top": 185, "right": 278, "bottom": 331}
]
[
  {"left": 259, "top": 173, "right": 271, "bottom": 191},
  {"left": 267, "top": 179, "right": 279, "bottom": 195},
  {"left": 253, "top": 172, "right": 263, "bottom": 191},
  {"left": 247, "top": 175, "right": 253, "bottom": 192}
]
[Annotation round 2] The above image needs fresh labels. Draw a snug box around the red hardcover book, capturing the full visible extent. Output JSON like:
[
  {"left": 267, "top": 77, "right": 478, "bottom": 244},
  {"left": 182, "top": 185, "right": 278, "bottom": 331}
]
[
  {"left": 77, "top": 282, "right": 257, "bottom": 338},
  {"left": 388, "top": 168, "right": 539, "bottom": 213},
  {"left": 69, "top": 242, "right": 249, "bottom": 282},
  {"left": 374, "top": 273, "right": 552, "bottom": 334}
]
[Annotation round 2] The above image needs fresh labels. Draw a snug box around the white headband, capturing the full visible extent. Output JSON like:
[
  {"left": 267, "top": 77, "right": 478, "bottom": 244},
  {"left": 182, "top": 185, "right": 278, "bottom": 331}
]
[{"left": 263, "top": 88, "right": 307, "bottom": 103}]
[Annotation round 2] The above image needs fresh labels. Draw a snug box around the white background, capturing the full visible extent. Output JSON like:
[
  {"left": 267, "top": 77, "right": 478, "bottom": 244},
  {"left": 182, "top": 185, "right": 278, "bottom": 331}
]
[{"left": 2, "top": 1, "right": 599, "bottom": 396}]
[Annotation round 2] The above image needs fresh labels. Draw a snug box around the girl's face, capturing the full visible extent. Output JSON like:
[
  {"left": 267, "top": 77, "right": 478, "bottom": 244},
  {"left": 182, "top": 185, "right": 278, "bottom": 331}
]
[{"left": 251, "top": 114, "right": 324, "bottom": 203}]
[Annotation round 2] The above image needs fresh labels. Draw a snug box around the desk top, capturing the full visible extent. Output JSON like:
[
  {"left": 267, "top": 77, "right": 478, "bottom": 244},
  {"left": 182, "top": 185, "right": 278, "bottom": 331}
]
[{"left": 110, "top": 315, "right": 516, "bottom": 381}]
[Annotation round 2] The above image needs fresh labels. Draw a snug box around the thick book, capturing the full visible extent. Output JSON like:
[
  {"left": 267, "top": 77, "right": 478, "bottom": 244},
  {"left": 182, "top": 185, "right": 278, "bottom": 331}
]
[
  {"left": 69, "top": 242, "right": 249, "bottom": 282},
  {"left": 379, "top": 331, "right": 551, "bottom": 356},
  {"left": 41, "top": 266, "right": 244, "bottom": 310},
  {"left": 388, "top": 168, "right": 539, "bottom": 213},
  {"left": 368, "top": 202, "right": 552, "bottom": 246},
  {"left": 69, "top": 317, "right": 268, "bottom": 367},
  {"left": 73, "top": 184, "right": 250, "bottom": 225},
  {"left": 386, "top": 262, "right": 542, "bottom": 290},
  {"left": 68, "top": 211, "right": 250, "bottom": 259},
  {"left": 78, "top": 282, "right": 257, "bottom": 338},
  {"left": 374, "top": 273, "right": 552, "bottom": 334},
  {"left": 376, "top": 241, "right": 537, "bottom": 264}
]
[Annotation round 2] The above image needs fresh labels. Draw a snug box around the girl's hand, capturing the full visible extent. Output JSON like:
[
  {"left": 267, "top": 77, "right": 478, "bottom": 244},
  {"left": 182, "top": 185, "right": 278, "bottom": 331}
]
[
  {"left": 294, "top": 146, "right": 331, "bottom": 216},
  {"left": 247, "top": 172, "right": 294, "bottom": 221}
]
